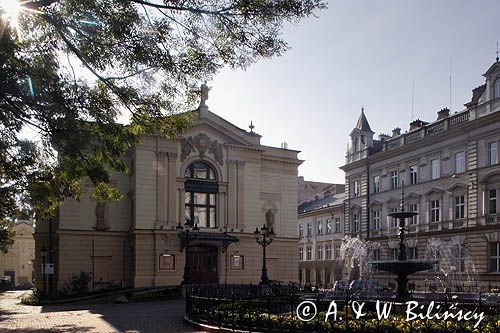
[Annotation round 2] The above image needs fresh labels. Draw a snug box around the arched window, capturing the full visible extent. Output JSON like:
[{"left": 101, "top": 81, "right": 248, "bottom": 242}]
[
  {"left": 494, "top": 78, "right": 500, "bottom": 99},
  {"left": 184, "top": 162, "right": 218, "bottom": 228}
]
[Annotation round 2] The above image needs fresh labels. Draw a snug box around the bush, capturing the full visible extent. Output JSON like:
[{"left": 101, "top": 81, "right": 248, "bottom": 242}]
[
  {"left": 21, "top": 288, "right": 41, "bottom": 305},
  {"left": 59, "top": 272, "right": 92, "bottom": 297}
]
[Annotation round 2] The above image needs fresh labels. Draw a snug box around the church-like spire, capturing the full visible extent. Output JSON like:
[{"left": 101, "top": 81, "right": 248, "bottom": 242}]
[{"left": 355, "top": 107, "right": 374, "bottom": 133}]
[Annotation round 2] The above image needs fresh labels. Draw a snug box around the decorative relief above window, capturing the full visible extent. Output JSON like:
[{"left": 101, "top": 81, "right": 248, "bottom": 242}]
[{"left": 181, "top": 133, "right": 224, "bottom": 165}]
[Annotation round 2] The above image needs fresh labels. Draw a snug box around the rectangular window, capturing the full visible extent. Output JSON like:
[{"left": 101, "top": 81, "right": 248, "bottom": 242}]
[
  {"left": 454, "top": 245, "right": 465, "bottom": 272},
  {"left": 455, "top": 151, "right": 465, "bottom": 174},
  {"left": 325, "top": 244, "right": 332, "bottom": 259},
  {"left": 316, "top": 268, "right": 322, "bottom": 284},
  {"left": 326, "top": 219, "right": 332, "bottom": 234},
  {"left": 334, "top": 217, "right": 341, "bottom": 233},
  {"left": 489, "top": 189, "right": 497, "bottom": 215},
  {"left": 390, "top": 248, "right": 398, "bottom": 260},
  {"left": 307, "top": 223, "right": 312, "bottom": 236},
  {"left": 490, "top": 242, "right": 500, "bottom": 272},
  {"left": 408, "top": 203, "right": 418, "bottom": 225},
  {"left": 391, "top": 170, "right": 399, "bottom": 189},
  {"left": 352, "top": 213, "right": 360, "bottom": 232},
  {"left": 373, "top": 175, "right": 381, "bottom": 193},
  {"left": 334, "top": 244, "right": 341, "bottom": 259},
  {"left": 431, "top": 200, "right": 440, "bottom": 222},
  {"left": 372, "top": 249, "right": 380, "bottom": 261},
  {"left": 299, "top": 247, "right": 304, "bottom": 261},
  {"left": 455, "top": 195, "right": 465, "bottom": 220},
  {"left": 410, "top": 165, "right": 418, "bottom": 185},
  {"left": 306, "top": 246, "right": 312, "bottom": 260},
  {"left": 431, "top": 159, "right": 440, "bottom": 179},
  {"left": 317, "top": 220, "right": 323, "bottom": 235},
  {"left": 389, "top": 207, "right": 398, "bottom": 228},
  {"left": 305, "top": 269, "right": 311, "bottom": 283},
  {"left": 317, "top": 245, "right": 323, "bottom": 260},
  {"left": 372, "top": 209, "right": 380, "bottom": 230},
  {"left": 409, "top": 247, "right": 418, "bottom": 260},
  {"left": 353, "top": 181, "right": 360, "bottom": 197},
  {"left": 489, "top": 142, "right": 498, "bottom": 165},
  {"left": 298, "top": 225, "right": 304, "bottom": 238}
]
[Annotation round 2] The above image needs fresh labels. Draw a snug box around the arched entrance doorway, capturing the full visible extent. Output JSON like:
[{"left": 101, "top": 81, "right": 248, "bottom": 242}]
[{"left": 188, "top": 244, "right": 218, "bottom": 284}]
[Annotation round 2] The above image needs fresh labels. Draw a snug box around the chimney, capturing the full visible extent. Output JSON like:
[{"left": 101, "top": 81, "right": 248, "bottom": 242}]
[
  {"left": 409, "top": 119, "right": 425, "bottom": 131},
  {"left": 378, "top": 133, "right": 391, "bottom": 141},
  {"left": 392, "top": 127, "right": 401, "bottom": 137},
  {"left": 437, "top": 108, "right": 450, "bottom": 120}
]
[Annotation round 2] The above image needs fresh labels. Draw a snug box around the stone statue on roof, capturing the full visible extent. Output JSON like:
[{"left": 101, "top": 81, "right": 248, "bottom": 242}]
[{"left": 200, "top": 82, "right": 211, "bottom": 107}]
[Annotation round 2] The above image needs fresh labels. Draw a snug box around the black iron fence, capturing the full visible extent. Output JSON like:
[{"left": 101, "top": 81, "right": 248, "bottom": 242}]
[{"left": 185, "top": 283, "right": 500, "bottom": 333}]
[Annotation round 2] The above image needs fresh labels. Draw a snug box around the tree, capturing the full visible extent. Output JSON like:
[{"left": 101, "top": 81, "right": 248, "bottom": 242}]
[{"left": 0, "top": 0, "right": 326, "bottom": 243}]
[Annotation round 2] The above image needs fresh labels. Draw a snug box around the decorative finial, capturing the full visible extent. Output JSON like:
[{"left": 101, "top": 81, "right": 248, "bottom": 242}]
[
  {"left": 361, "top": 105, "right": 364, "bottom": 113},
  {"left": 400, "top": 181, "right": 405, "bottom": 212},
  {"left": 496, "top": 42, "right": 499, "bottom": 62},
  {"left": 249, "top": 121, "right": 255, "bottom": 133},
  {"left": 200, "top": 81, "right": 211, "bottom": 108}
]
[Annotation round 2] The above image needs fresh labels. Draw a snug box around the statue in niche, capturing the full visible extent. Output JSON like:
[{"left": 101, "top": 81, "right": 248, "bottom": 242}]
[
  {"left": 265, "top": 209, "right": 275, "bottom": 230},
  {"left": 95, "top": 202, "right": 108, "bottom": 231}
]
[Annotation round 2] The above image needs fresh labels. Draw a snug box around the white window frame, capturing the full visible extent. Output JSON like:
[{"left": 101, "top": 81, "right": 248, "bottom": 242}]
[
  {"left": 390, "top": 248, "right": 398, "bottom": 260},
  {"left": 389, "top": 207, "right": 398, "bottom": 228},
  {"left": 409, "top": 247, "right": 418, "bottom": 260},
  {"left": 317, "top": 245, "right": 323, "bottom": 260},
  {"left": 489, "top": 141, "right": 498, "bottom": 165},
  {"left": 490, "top": 242, "right": 500, "bottom": 272},
  {"left": 334, "top": 244, "right": 341, "bottom": 259},
  {"left": 352, "top": 213, "right": 360, "bottom": 232},
  {"left": 408, "top": 203, "right": 418, "bottom": 225},
  {"left": 409, "top": 165, "right": 418, "bottom": 185},
  {"left": 454, "top": 151, "right": 465, "bottom": 174},
  {"left": 455, "top": 195, "right": 465, "bottom": 220},
  {"left": 326, "top": 218, "right": 332, "bottom": 234},
  {"left": 431, "top": 159, "right": 440, "bottom": 180},
  {"left": 307, "top": 223, "right": 312, "bottom": 236},
  {"left": 299, "top": 225, "right": 304, "bottom": 238},
  {"left": 431, "top": 200, "right": 440, "bottom": 222},
  {"left": 489, "top": 189, "right": 497, "bottom": 215},
  {"left": 373, "top": 175, "right": 380, "bottom": 193},
  {"left": 317, "top": 220, "right": 323, "bottom": 235},
  {"left": 306, "top": 246, "right": 312, "bottom": 260},
  {"left": 353, "top": 181, "right": 360, "bottom": 197},
  {"left": 334, "top": 217, "right": 341, "bottom": 233},
  {"left": 372, "top": 209, "right": 380, "bottom": 230},
  {"left": 390, "top": 170, "right": 399, "bottom": 189},
  {"left": 325, "top": 244, "right": 332, "bottom": 259},
  {"left": 299, "top": 247, "right": 304, "bottom": 261}
]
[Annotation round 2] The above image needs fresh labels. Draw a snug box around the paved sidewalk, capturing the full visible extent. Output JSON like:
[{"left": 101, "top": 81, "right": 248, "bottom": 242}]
[{"left": 0, "top": 290, "right": 207, "bottom": 332}]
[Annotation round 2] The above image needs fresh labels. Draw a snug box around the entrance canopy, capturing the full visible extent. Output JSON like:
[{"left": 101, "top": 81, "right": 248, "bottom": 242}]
[{"left": 180, "top": 232, "right": 239, "bottom": 252}]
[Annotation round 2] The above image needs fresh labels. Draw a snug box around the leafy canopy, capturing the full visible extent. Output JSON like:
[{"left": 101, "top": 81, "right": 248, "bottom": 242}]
[{"left": 0, "top": 0, "right": 326, "bottom": 245}]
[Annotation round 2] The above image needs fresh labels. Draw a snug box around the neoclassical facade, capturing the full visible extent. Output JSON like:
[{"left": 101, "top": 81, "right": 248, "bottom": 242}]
[
  {"left": 341, "top": 58, "right": 500, "bottom": 289},
  {"left": 35, "top": 102, "right": 302, "bottom": 292}
]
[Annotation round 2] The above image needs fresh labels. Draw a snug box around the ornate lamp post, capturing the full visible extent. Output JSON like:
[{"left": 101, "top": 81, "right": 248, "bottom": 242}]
[
  {"left": 40, "top": 245, "right": 48, "bottom": 296},
  {"left": 254, "top": 225, "right": 275, "bottom": 285},
  {"left": 177, "top": 220, "right": 199, "bottom": 285}
]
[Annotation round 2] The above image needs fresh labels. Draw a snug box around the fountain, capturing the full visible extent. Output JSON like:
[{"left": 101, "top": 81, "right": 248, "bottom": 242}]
[{"left": 372, "top": 183, "right": 437, "bottom": 298}]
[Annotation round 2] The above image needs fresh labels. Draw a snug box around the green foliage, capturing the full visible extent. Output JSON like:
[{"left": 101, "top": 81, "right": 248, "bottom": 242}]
[
  {"left": 204, "top": 304, "right": 500, "bottom": 333},
  {"left": 21, "top": 288, "right": 42, "bottom": 305},
  {"left": 60, "top": 271, "right": 92, "bottom": 296},
  {"left": 0, "top": 0, "right": 326, "bottom": 248},
  {"left": 0, "top": 222, "right": 14, "bottom": 253}
]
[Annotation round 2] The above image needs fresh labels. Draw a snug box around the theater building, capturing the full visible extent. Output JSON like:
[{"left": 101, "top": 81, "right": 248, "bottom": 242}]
[{"left": 34, "top": 97, "right": 302, "bottom": 292}]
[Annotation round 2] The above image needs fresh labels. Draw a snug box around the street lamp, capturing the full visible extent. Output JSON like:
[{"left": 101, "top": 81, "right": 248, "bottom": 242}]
[
  {"left": 254, "top": 224, "right": 275, "bottom": 285},
  {"left": 177, "top": 219, "right": 199, "bottom": 285},
  {"left": 40, "top": 245, "right": 48, "bottom": 296}
]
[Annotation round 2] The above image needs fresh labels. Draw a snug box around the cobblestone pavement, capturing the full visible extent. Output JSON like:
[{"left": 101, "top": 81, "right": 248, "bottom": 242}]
[{"left": 0, "top": 290, "right": 208, "bottom": 332}]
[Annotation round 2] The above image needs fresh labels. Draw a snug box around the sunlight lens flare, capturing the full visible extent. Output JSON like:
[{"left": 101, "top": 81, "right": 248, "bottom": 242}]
[{"left": 0, "top": 0, "right": 39, "bottom": 37}]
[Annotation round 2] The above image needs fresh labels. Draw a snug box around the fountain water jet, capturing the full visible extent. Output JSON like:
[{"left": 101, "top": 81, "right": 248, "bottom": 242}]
[{"left": 372, "top": 183, "right": 437, "bottom": 298}]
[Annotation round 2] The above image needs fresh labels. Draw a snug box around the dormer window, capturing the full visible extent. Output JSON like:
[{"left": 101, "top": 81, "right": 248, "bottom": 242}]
[{"left": 494, "top": 78, "right": 500, "bottom": 99}]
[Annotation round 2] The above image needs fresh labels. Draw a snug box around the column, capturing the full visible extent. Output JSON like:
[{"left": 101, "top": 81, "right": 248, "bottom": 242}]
[
  {"left": 167, "top": 153, "right": 178, "bottom": 226},
  {"left": 227, "top": 160, "right": 238, "bottom": 229},
  {"left": 155, "top": 151, "right": 168, "bottom": 228},
  {"left": 236, "top": 160, "right": 246, "bottom": 229}
]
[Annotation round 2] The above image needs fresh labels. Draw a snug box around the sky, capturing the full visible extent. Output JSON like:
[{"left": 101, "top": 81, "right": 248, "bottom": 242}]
[{"left": 206, "top": 0, "right": 500, "bottom": 184}]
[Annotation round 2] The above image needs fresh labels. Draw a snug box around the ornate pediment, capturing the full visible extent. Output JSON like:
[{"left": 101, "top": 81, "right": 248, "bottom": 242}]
[{"left": 181, "top": 132, "right": 224, "bottom": 165}]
